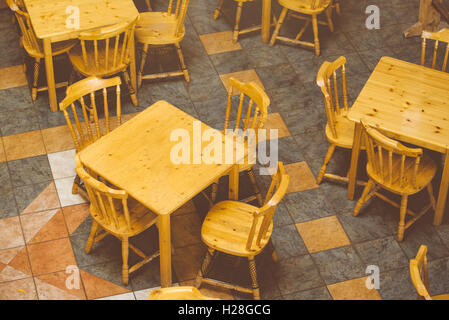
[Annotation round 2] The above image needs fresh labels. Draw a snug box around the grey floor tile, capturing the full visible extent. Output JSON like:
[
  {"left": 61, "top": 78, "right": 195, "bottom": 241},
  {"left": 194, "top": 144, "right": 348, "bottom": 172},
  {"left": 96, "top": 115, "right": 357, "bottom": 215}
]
[
  {"left": 271, "top": 224, "right": 308, "bottom": 260},
  {"left": 283, "top": 286, "right": 332, "bottom": 300},
  {"left": 284, "top": 188, "right": 335, "bottom": 223},
  {"left": 8, "top": 155, "right": 53, "bottom": 188}
]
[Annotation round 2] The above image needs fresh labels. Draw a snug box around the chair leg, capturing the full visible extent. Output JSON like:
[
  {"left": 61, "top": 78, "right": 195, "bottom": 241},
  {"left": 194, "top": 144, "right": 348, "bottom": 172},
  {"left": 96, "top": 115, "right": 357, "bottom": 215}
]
[
  {"left": 122, "top": 237, "right": 129, "bottom": 285},
  {"left": 138, "top": 44, "right": 149, "bottom": 88},
  {"left": 175, "top": 42, "right": 190, "bottom": 82},
  {"left": 325, "top": 7, "right": 334, "bottom": 32},
  {"left": 32, "top": 58, "right": 41, "bottom": 101},
  {"left": 214, "top": 0, "right": 225, "bottom": 20},
  {"left": 248, "top": 257, "right": 260, "bottom": 300},
  {"left": 397, "top": 195, "right": 408, "bottom": 242},
  {"left": 311, "top": 14, "right": 320, "bottom": 56},
  {"left": 211, "top": 182, "right": 219, "bottom": 204},
  {"left": 233, "top": 2, "right": 243, "bottom": 43},
  {"left": 247, "top": 169, "right": 264, "bottom": 206},
  {"left": 72, "top": 174, "right": 81, "bottom": 194},
  {"left": 145, "top": 0, "right": 152, "bottom": 11},
  {"left": 194, "top": 248, "right": 215, "bottom": 288},
  {"left": 316, "top": 144, "right": 336, "bottom": 184},
  {"left": 427, "top": 183, "right": 436, "bottom": 211},
  {"left": 85, "top": 221, "right": 99, "bottom": 254},
  {"left": 269, "top": 7, "right": 288, "bottom": 46},
  {"left": 122, "top": 70, "right": 138, "bottom": 107},
  {"left": 353, "top": 179, "right": 375, "bottom": 216},
  {"left": 268, "top": 239, "right": 278, "bottom": 262}
]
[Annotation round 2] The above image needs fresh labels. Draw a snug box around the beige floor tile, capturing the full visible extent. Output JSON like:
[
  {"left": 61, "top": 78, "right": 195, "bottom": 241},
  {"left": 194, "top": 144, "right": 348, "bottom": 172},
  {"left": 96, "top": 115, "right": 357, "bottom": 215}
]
[
  {"left": 0, "top": 138, "right": 6, "bottom": 163},
  {"left": 41, "top": 125, "right": 75, "bottom": 154},
  {"left": 54, "top": 176, "right": 87, "bottom": 207},
  {"left": 219, "top": 69, "right": 265, "bottom": 95},
  {"left": 21, "top": 181, "right": 60, "bottom": 215},
  {"left": 0, "top": 65, "right": 27, "bottom": 90},
  {"left": 284, "top": 161, "right": 318, "bottom": 194},
  {"left": 262, "top": 113, "right": 291, "bottom": 140},
  {"left": 96, "top": 292, "right": 136, "bottom": 300},
  {"left": 3, "top": 130, "right": 46, "bottom": 161},
  {"left": 0, "top": 216, "right": 25, "bottom": 250},
  {"left": 0, "top": 277, "right": 37, "bottom": 300},
  {"left": 47, "top": 149, "right": 76, "bottom": 179},
  {"left": 296, "top": 215, "right": 351, "bottom": 253},
  {"left": 327, "top": 276, "right": 382, "bottom": 300},
  {"left": 199, "top": 31, "right": 242, "bottom": 55}
]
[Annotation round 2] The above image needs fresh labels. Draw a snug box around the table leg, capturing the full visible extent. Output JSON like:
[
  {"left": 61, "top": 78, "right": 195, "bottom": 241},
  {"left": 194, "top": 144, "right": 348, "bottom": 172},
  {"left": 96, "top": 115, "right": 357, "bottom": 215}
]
[
  {"left": 229, "top": 165, "right": 239, "bottom": 200},
  {"left": 129, "top": 32, "right": 137, "bottom": 95},
  {"left": 434, "top": 149, "right": 449, "bottom": 226},
  {"left": 347, "top": 122, "right": 363, "bottom": 200},
  {"left": 158, "top": 214, "right": 172, "bottom": 287},
  {"left": 261, "top": 0, "right": 271, "bottom": 43},
  {"left": 43, "top": 39, "right": 58, "bottom": 112}
]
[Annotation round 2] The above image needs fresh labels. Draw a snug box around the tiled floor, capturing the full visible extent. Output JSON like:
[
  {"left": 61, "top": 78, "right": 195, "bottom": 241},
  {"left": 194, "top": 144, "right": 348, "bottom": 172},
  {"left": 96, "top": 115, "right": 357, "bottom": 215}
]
[{"left": 1, "top": 0, "right": 449, "bottom": 300}]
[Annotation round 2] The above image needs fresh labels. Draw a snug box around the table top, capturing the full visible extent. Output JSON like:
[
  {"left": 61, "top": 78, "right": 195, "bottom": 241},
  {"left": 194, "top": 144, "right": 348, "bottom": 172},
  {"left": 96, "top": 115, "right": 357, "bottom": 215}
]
[
  {"left": 79, "top": 100, "right": 245, "bottom": 216},
  {"left": 24, "top": 0, "right": 139, "bottom": 41},
  {"left": 348, "top": 56, "right": 449, "bottom": 154}
]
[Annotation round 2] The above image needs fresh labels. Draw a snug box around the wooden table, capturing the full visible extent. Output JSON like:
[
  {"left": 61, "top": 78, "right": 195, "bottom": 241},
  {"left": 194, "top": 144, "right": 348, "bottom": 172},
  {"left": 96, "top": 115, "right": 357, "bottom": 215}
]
[
  {"left": 261, "top": 0, "right": 272, "bottom": 43},
  {"left": 23, "top": 0, "right": 139, "bottom": 112},
  {"left": 347, "top": 56, "right": 449, "bottom": 226},
  {"left": 78, "top": 100, "right": 246, "bottom": 287}
]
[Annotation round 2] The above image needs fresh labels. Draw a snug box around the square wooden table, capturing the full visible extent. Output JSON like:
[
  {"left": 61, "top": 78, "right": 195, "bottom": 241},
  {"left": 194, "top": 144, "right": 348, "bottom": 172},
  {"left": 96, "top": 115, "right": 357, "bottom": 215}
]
[
  {"left": 347, "top": 56, "right": 449, "bottom": 226},
  {"left": 23, "top": 0, "right": 139, "bottom": 112},
  {"left": 78, "top": 100, "right": 246, "bottom": 287}
]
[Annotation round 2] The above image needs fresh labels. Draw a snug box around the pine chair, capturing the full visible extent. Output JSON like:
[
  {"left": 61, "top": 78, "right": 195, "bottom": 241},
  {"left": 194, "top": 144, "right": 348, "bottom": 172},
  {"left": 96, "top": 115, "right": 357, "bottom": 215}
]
[
  {"left": 195, "top": 162, "right": 289, "bottom": 300},
  {"left": 421, "top": 28, "right": 449, "bottom": 71},
  {"left": 206, "top": 77, "right": 270, "bottom": 207},
  {"left": 270, "top": 0, "right": 335, "bottom": 56},
  {"left": 135, "top": 0, "right": 191, "bottom": 86},
  {"left": 316, "top": 56, "right": 363, "bottom": 185},
  {"left": 75, "top": 159, "right": 160, "bottom": 285},
  {"left": 213, "top": 0, "right": 277, "bottom": 43},
  {"left": 148, "top": 286, "right": 218, "bottom": 300},
  {"left": 353, "top": 122, "right": 437, "bottom": 242},
  {"left": 145, "top": 0, "right": 152, "bottom": 11},
  {"left": 410, "top": 245, "right": 449, "bottom": 300},
  {"left": 60, "top": 76, "right": 123, "bottom": 197},
  {"left": 67, "top": 19, "right": 139, "bottom": 106},
  {"left": 7, "top": 0, "right": 77, "bottom": 101}
]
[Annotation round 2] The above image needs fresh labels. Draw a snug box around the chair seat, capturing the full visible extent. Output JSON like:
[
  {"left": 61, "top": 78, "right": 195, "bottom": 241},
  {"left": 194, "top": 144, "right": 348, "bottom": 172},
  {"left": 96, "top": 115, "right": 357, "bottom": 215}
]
[
  {"left": 325, "top": 111, "right": 357, "bottom": 149},
  {"left": 22, "top": 37, "right": 77, "bottom": 59},
  {"left": 367, "top": 152, "right": 437, "bottom": 195},
  {"left": 279, "top": 0, "right": 331, "bottom": 14},
  {"left": 201, "top": 200, "right": 272, "bottom": 257},
  {"left": 432, "top": 293, "right": 449, "bottom": 300},
  {"left": 135, "top": 12, "right": 185, "bottom": 45},
  {"left": 68, "top": 43, "right": 129, "bottom": 77},
  {"left": 91, "top": 197, "right": 158, "bottom": 237}
]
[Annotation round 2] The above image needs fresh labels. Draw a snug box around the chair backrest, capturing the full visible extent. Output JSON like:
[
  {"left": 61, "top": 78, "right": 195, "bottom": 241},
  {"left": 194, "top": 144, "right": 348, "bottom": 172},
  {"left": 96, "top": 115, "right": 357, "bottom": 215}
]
[
  {"left": 361, "top": 121, "right": 423, "bottom": 190},
  {"left": 59, "top": 76, "right": 122, "bottom": 153},
  {"left": 246, "top": 162, "right": 290, "bottom": 251},
  {"left": 77, "top": 19, "right": 138, "bottom": 74},
  {"left": 165, "top": 0, "right": 190, "bottom": 37},
  {"left": 316, "top": 56, "right": 349, "bottom": 139},
  {"left": 7, "top": 0, "right": 41, "bottom": 55},
  {"left": 75, "top": 161, "right": 133, "bottom": 233},
  {"left": 148, "top": 286, "right": 218, "bottom": 300},
  {"left": 224, "top": 77, "right": 270, "bottom": 142},
  {"left": 421, "top": 28, "right": 449, "bottom": 72},
  {"left": 410, "top": 245, "right": 432, "bottom": 300}
]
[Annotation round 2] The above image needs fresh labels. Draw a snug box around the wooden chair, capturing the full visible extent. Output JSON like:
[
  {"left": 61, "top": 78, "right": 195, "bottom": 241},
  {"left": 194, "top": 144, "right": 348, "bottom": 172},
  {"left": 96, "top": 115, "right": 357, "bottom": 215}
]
[
  {"left": 421, "top": 28, "right": 449, "bottom": 71},
  {"left": 67, "top": 19, "right": 139, "bottom": 106},
  {"left": 213, "top": 0, "right": 277, "bottom": 43},
  {"left": 410, "top": 245, "right": 449, "bottom": 300},
  {"left": 353, "top": 122, "right": 437, "bottom": 242},
  {"left": 316, "top": 56, "right": 362, "bottom": 185},
  {"left": 270, "top": 0, "right": 335, "bottom": 56},
  {"left": 207, "top": 77, "right": 270, "bottom": 207},
  {"left": 148, "top": 286, "right": 218, "bottom": 300},
  {"left": 135, "top": 0, "right": 190, "bottom": 85},
  {"left": 195, "top": 162, "right": 289, "bottom": 300},
  {"left": 7, "top": 0, "right": 77, "bottom": 101},
  {"left": 145, "top": 0, "right": 152, "bottom": 11},
  {"left": 60, "top": 76, "right": 123, "bottom": 196},
  {"left": 75, "top": 159, "right": 159, "bottom": 285}
]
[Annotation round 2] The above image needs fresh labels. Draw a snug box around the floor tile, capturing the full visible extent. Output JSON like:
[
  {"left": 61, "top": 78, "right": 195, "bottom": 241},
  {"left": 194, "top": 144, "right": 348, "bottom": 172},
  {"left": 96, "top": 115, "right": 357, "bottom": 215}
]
[
  {"left": 0, "top": 246, "right": 31, "bottom": 282},
  {"left": 0, "top": 65, "right": 27, "bottom": 90},
  {"left": 20, "top": 208, "right": 68, "bottom": 244},
  {"left": 27, "top": 237, "right": 76, "bottom": 275},
  {"left": 47, "top": 149, "right": 76, "bottom": 180},
  {"left": 34, "top": 277, "right": 83, "bottom": 300},
  {"left": 255, "top": 63, "right": 300, "bottom": 90},
  {"left": 7, "top": 155, "right": 52, "bottom": 188},
  {"left": 327, "top": 276, "right": 382, "bottom": 300},
  {"left": 378, "top": 266, "right": 417, "bottom": 300},
  {"left": 0, "top": 107, "right": 40, "bottom": 136},
  {"left": 0, "top": 277, "right": 37, "bottom": 300},
  {"left": 172, "top": 243, "right": 206, "bottom": 282},
  {"left": 271, "top": 224, "right": 308, "bottom": 260},
  {"left": 54, "top": 176, "right": 87, "bottom": 207},
  {"left": 36, "top": 270, "right": 86, "bottom": 300},
  {"left": 0, "top": 162, "right": 12, "bottom": 193},
  {"left": 171, "top": 212, "right": 202, "bottom": 248},
  {"left": 284, "top": 161, "right": 318, "bottom": 194},
  {"left": 260, "top": 112, "right": 290, "bottom": 141},
  {"left": 19, "top": 181, "right": 60, "bottom": 215},
  {"left": 41, "top": 125, "right": 76, "bottom": 154},
  {"left": 97, "top": 292, "right": 136, "bottom": 300},
  {"left": 199, "top": 31, "right": 242, "bottom": 55},
  {"left": 284, "top": 188, "right": 335, "bottom": 223},
  {"left": 133, "top": 287, "right": 158, "bottom": 300},
  {"left": 80, "top": 269, "right": 131, "bottom": 300},
  {"left": 0, "top": 190, "right": 18, "bottom": 219},
  {"left": 62, "top": 204, "right": 90, "bottom": 235},
  {"left": 219, "top": 69, "right": 265, "bottom": 95},
  {"left": 210, "top": 49, "right": 255, "bottom": 74},
  {"left": 296, "top": 215, "right": 350, "bottom": 253},
  {"left": 3, "top": 130, "right": 46, "bottom": 161},
  {"left": 0, "top": 138, "right": 5, "bottom": 163},
  {"left": 283, "top": 286, "right": 332, "bottom": 300},
  {"left": 0, "top": 216, "right": 24, "bottom": 250},
  {"left": 70, "top": 232, "right": 121, "bottom": 268}
]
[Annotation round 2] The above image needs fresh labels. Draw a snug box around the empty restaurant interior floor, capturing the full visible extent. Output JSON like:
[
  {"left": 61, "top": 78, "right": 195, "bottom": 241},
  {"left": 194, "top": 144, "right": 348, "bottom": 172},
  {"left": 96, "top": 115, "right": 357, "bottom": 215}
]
[{"left": 0, "top": 0, "right": 449, "bottom": 300}]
